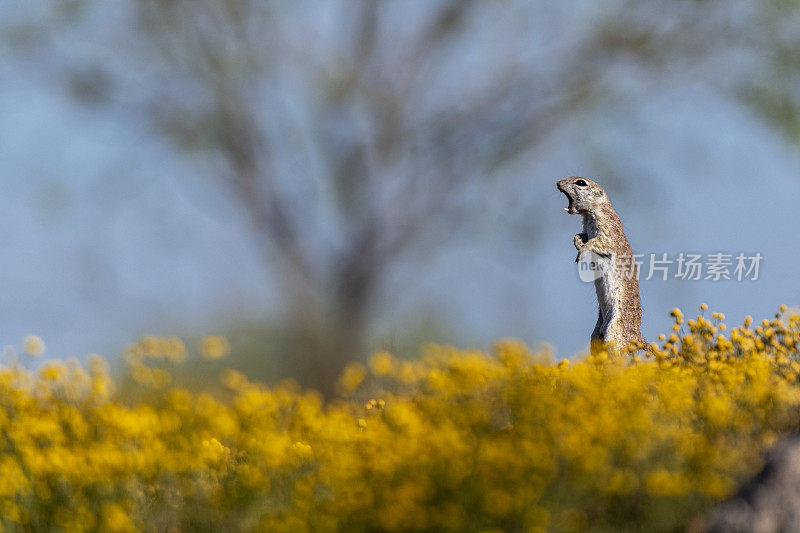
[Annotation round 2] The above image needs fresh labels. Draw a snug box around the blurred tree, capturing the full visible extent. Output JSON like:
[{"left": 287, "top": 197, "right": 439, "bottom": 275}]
[{"left": 120, "top": 0, "right": 615, "bottom": 393}]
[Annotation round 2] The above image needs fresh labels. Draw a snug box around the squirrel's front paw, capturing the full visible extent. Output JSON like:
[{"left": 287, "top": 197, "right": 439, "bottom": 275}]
[{"left": 573, "top": 233, "right": 587, "bottom": 250}]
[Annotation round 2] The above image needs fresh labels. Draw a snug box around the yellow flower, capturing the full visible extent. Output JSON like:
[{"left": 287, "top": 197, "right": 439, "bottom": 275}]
[
  {"left": 369, "top": 351, "right": 394, "bottom": 376},
  {"left": 23, "top": 335, "right": 45, "bottom": 356},
  {"left": 220, "top": 368, "right": 247, "bottom": 390},
  {"left": 200, "top": 335, "right": 230, "bottom": 360},
  {"left": 337, "top": 362, "right": 365, "bottom": 395},
  {"left": 101, "top": 503, "right": 135, "bottom": 533},
  {"left": 39, "top": 362, "right": 65, "bottom": 381},
  {"left": 645, "top": 469, "right": 690, "bottom": 496}
]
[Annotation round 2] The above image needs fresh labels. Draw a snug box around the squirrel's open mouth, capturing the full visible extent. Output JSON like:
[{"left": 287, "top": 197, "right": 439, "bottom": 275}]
[{"left": 558, "top": 187, "right": 578, "bottom": 215}]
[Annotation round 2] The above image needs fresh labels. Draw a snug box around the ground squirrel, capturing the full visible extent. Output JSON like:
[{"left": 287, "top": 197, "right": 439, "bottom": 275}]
[{"left": 556, "top": 176, "right": 646, "bottom": 350}]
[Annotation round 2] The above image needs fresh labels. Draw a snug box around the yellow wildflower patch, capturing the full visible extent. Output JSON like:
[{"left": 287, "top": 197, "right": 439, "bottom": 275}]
[{"left": 0, "top": 308, "right": 797, "bottom": 531}]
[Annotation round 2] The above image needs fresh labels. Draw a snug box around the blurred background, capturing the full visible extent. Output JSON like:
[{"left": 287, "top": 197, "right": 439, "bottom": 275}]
[{"left": 2, "top": 0, "right": 800, "bottom": 394}]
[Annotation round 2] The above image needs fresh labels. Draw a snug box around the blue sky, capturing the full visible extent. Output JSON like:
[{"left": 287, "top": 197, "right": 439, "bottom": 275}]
[{"left": 1, "top": 2, "right": 799, "bottom": 362}]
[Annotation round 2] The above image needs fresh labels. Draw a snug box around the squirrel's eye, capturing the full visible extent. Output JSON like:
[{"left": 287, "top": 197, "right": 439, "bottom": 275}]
[{"left": 575, "top": 179, "right": 587, "bottom": 187}]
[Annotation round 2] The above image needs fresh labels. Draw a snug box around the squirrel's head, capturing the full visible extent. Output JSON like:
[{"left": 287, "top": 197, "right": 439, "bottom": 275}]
[{"left": 556, "top": 176, "right": 608, "bottom": 215}]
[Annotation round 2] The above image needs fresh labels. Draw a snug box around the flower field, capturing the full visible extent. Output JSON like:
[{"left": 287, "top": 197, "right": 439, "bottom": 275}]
[{"left": 0, "top": 307, "right": 799, "bottom": 531}]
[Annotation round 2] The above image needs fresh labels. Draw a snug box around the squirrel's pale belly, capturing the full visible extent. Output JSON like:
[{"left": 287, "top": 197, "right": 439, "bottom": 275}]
[
  {"left": 592, "top": 255, "right": 622, "bottom": 340},
  {"left": 583, "top": 217, "right": 623, "bottom": 340}
]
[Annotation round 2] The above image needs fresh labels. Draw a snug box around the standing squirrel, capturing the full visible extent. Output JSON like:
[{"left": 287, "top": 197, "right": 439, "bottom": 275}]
[{"left": 556, "top": 176, "right": 647, "bottom": 351}]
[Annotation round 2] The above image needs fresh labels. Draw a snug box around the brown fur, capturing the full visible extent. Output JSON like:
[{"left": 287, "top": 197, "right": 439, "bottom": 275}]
[{"left": 557, "top": 176, "right": 646, "bottom": 351}]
